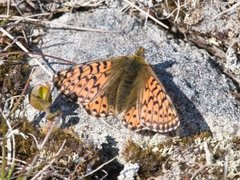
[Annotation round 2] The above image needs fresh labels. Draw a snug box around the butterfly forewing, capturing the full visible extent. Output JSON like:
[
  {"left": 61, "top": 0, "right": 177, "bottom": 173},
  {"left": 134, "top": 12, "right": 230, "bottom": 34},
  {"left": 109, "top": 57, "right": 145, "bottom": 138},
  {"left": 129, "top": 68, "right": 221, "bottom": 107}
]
[{"left": 53, "top": 61, "right": 113, "bottom": 104}]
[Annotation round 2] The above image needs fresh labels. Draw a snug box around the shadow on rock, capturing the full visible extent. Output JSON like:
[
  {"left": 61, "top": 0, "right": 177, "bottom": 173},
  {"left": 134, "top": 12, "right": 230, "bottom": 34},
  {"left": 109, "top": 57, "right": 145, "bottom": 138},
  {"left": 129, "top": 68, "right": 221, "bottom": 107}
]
[
  {"left": 50, "top": 94, "right": 80, "bottom": 128},
  {"left": 153, "top": 61, "right": 211, "bottom": 137},
  {"left": 98, "top": 136, "right": 123, "bottom": 179}
]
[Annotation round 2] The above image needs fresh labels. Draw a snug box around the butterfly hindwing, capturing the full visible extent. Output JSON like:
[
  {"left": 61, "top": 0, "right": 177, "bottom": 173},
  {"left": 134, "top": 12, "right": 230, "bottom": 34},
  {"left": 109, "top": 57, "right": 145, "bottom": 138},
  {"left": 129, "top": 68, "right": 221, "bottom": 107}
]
[
  {"left": 138, "top": 66, "right": 179, "bottom": 132},
  {"left": 83, "top": 94, "right": 115, "bottom": 117},
  {"left": 121, "top": 106, "right": 143, "bottom": 131}
]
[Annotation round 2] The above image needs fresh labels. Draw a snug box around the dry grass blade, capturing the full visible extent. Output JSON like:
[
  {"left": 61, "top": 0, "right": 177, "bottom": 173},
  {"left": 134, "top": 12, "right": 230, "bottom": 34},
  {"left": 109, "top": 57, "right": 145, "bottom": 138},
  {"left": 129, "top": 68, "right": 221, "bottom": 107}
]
[
  {"left": 5, "top": 115, "right": 16, "bottom": 177},
  {"left": 123, "top": 0, "right": 168, "bottom": 29},
  {"left": 173, "top": 0, "right": 181, "bottom": 22}
]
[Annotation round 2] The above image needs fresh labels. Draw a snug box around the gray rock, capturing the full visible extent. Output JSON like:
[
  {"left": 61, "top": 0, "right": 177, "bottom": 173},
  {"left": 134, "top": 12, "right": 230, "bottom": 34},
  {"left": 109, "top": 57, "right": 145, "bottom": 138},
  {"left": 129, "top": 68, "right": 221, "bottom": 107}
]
[{"left": 27, "top": 7, "right": 239, "bottom": 163}]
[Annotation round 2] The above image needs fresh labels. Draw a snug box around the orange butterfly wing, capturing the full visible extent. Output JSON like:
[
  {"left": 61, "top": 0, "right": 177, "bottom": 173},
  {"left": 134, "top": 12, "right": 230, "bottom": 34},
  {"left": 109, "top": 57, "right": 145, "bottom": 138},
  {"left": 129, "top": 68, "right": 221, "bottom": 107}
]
[
  {"left": 83, "top": 94, "right": 115, "bottom": 117},
  {"left": 121, "top": 106, "right": 143, "bottom": 131},
  {"left": 138, "top": 69, "right": 179, "bottom": 132},
  {"left": 121, "top": 68, "right": 179, "bottom": 132},
  {"left": 53, "top": 61, "right": 115, "bottom": 116}
]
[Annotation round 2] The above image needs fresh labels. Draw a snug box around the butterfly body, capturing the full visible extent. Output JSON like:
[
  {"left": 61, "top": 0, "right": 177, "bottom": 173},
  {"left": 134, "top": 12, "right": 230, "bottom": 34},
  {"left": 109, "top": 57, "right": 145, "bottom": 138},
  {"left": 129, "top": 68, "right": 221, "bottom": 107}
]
[
  {"left": 53, "top": 48, "right": 179, "bottom": 133},
  {"left": 110, "top": 55, "right": 146, "bottom": 114}
]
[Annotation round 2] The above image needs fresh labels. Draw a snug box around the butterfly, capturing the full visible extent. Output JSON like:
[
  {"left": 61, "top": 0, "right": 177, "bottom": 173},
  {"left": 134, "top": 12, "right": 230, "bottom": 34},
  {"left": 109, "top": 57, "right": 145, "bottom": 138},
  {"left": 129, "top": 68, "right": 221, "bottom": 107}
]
[{"left": 53, "top": 48, "right": 179, "bottom": 133}]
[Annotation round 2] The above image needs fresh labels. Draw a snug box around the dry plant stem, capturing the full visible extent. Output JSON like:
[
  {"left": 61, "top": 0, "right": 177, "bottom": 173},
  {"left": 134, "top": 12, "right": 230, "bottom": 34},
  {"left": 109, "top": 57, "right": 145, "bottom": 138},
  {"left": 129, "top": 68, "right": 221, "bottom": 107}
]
[
  {"left": 6, "top": 0, "right": 10, "bottom": 15},
  {"left": 79, "top": 157, "right": 117, "bottom": 179},
  {"left": 120, "top": 4, "right": 131, "bottom": 13},
  {"left": 212, "top": 1, "right": 240, "bottom": 20},
  {"left": 14, "top": 1, "right": 24, "bottom": 16},
  {"left": 69, "top": 0, "right": 77, "bottom": 13},
  {"left": 0, "top": 15, "right": 119, "bottom": 33},
  {"left": 100, "top": 169, "right": 108, "bottom": 180},
  {"left": 0, "top": 27, "right": 29, "bottom": 52},
  {"left": 31, "top": 140, "right": 66, "bottom": 180},
  {"left": 21, "top": 28, "right": 28, "bottom": 45},
  {"left": 0, "top": 51, "right": 76, "bottom": 65},
  {"left": 0, "top": 27, "right": 52, "bottom": 77},
  {"left": 224, "top": 154, "right": 228, "bottom": 180},
  {"left": 5, "top": 115, "right": 16, "bottom": 178},
  {"left": 166, "top": 0, "right": 187, "bottom": 19},
  {"left": 5, "top": 95, "right": 21, "bottom": 110},
  {"left": 10, "top": 12, "right": 51, "bottom": 19},
  {"left": 165, "top": 0, "right": 170, "bottom": 14},
  {"left": 0, "top": 156, "right": 27, "bottom": 166},
  {"left": 144, "top": 8, "right": 150, "bottom": 27},
  {"left": 174, "top": 0, "right": 181, "bottom": 22},
  {"left": 3, "top": 37, "right": 19, "bottom": 52},
  {"left": 26, "top": 119, "right": 58, "bottom": 177},
  {"left": 203, "top": 141, "right": 214, "bottom": 165},
  {"left": 123, "top": 0, "right": 168, "bottom": 29}
]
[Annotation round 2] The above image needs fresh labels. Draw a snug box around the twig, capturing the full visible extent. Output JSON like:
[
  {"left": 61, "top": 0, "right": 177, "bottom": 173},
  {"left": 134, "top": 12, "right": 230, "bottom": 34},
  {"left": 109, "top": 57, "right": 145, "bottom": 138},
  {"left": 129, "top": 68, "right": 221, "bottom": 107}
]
[
  {"left": 0, "top": 15, "right": 119, "bottom": 33},
  {"left": 120, "top": 4, "right": 131, "bottom": 13},
  {"left": 123, "top": 0, "right": 168, "bottom": 29},
  {"left": 79, "top": 156, "right": 117, "bottom": 179}
]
